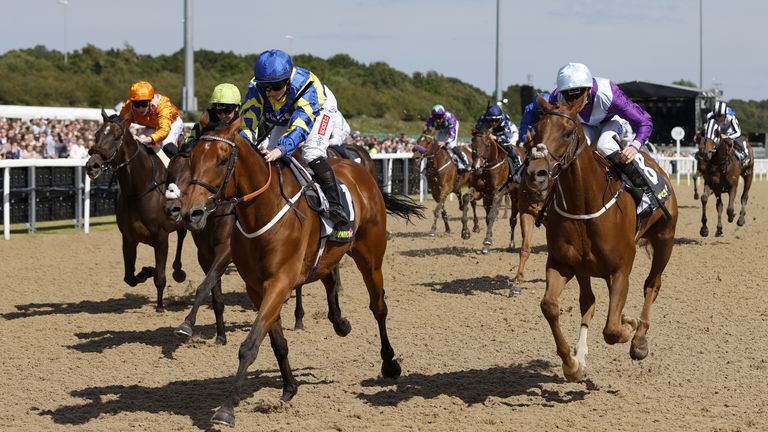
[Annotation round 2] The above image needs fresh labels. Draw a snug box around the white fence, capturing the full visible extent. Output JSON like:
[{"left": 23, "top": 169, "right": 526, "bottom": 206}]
[{"left": 4, "top": 154, "right": 768, "bottom": 239}]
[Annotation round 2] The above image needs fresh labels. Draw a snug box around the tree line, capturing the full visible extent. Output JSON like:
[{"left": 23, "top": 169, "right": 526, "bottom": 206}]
[{"left": 0, "top": 45, "right": 765, "bottom": 135}]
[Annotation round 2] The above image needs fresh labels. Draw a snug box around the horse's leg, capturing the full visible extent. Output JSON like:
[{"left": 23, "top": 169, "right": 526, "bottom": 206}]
[
  {"left": 514, "top": 212, "right": 535, "bottom": 286},
  {"left": 481, "top": 195, "right": 501, "bottom": 254},
  {"left": 737, "top": 171, "right": 752, "bottom": 226},
  {"left": 573, "top": 275, "right": 596, "bottom": 376},
  {"left": 726, "top": 181, "right": 738, "bottom": 224},
  {"left": 429, "top": 197, "right": 445, "bottom": 236},
  {"left": 693, "top": 172, "right": 700, "bottom": 200},
  {"left": 152, "top": 234, "right": 170, "bottom": 312},
  {"left": 293, "top": 285, "right": 304, "bottom": 331},
  {"left": 175, "top": 245, "right": 231, "bottom": 343},
  {"left": 540, "top": 259, "right": 578, "bottom": 381},
  {"left": 211, "top": 282, "right": 292, "bottom": 427},
  {"left": 321, "top": 266, "right": 352, "bottom": 336},
  {"left": 172, "top": 228, "right": 187, "bottom": 283},
  {"left": 507, "top": 191, "right": 519, "bottom": 251},
  {"left": 268, "top": 319, "right": 298, "bottom": 400},
  {"left": 122, "top": 236, "right": 142, "bottom": 286},
  {"left": 441, "top": 197, "right": 451, "bottom": 233},
  {"left": 348, "top": 247, "right": 401, "bottom": 380},
  {"left": 700, "top": 188, "right": 709, "bottom": 237},
  {"left": 603, "top": 268, "right": 636, "bottom": 345},
  {"left": 461, "top": 192, "right": 473, "bottom": 240},
  {"left": 500, "top": 194, "right": 509, "bottom": 218},
  {"left": 715, "top": 193, "right": 724, "bottom": 237},
  {"left": 630, "top": 226, "right": 674, "bottom": 360},
  {"left": 471, "top": 197, "right": 481, "bottom": 233}
]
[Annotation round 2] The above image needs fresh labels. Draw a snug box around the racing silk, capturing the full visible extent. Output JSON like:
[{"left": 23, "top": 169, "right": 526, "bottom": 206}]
[
  {"left": 425, "top": 111, "right": 459, "bottom": 143},
  {"left": 474, "top": 113, "right": 518, "bottom": 145},
  {"left": 519, "top": 99, "right": 544, "bottom": 141},
  {"left": 705, "top": 112, "right": 742, "bottom": 141},
  {"left": 549, "top": 77, "right": 653, "bottom": 148},
  {"left": 119, "top": 93, "right": 180, "bottom": 145},
  {"left": 239, "top": 66, "right": 327, "bottom": 156}
]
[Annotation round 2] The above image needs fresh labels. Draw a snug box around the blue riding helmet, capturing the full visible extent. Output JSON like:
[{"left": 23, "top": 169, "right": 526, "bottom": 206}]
[
  {"left": 431, "top": 104, "right": 446, "bottom": 117},
  {"left": 254, "top": 49, "right": 293, "bottom": 83},
  {"left": 486, "top": 104, "right": 503, "bottom": 119}
]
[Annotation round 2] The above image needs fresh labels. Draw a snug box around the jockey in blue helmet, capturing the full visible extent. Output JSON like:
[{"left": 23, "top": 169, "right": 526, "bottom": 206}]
[
  {"left": 474, "top": 103, "right": 521, "bottom": 169},
  {"left": 240, "top": 49, "right": 349, "bottom": 227},
  {"left": 518, "top": 91, "right": 550, "bottom": 143}
]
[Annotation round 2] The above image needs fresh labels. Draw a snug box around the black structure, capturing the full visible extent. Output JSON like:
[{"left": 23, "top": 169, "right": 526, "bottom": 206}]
[{"left": 618, "top": 81, "right": 718, "bottom": 145}]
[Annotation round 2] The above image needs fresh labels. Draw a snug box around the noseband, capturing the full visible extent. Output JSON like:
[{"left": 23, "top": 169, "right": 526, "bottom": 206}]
[
  {"left": 538, "top": 111, "right": 586, "bottom": 179},
  {"left": 91, "top": 119, "right": 141, "bottom": 172}
]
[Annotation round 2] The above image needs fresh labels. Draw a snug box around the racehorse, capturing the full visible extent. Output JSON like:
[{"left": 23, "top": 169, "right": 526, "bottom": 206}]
[
  {"left": 513, "top": 142, "right": 550, "bottom": 286},
  {"left": 534, "top": 94, "right": 677, "bottom": 381},
  {"left": 692, "top": 129, "right": 709, "bottom": 200},
  {"left": 328, "top": 143, "right": 377, "bottom": 181},
  {"left": 698, "top": 132, "right": 754, "bottom": 237},
  {"left": 176, "top": 119, "right": 424, "bottom": 427},
  {"left": 85, "top": 109, "right": 187, "bottom": 312},
  {"left": 461, "top": 128, "right": 524, "bottom": 254},
  {"left": 417, "top": 134, "right": 479, "bottom": 236}
]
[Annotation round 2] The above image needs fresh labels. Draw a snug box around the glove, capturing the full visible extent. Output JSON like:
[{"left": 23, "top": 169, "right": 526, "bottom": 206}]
[{"left": 136, "top": 135, "right": 154, "bottom": 145}]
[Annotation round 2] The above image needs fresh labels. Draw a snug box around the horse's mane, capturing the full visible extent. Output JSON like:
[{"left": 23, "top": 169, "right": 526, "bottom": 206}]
[{"left": 107, "top": 114, "right": 121, "bottom": 122}]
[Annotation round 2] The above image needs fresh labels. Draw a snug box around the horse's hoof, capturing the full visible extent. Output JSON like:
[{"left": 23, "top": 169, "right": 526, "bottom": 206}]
[
  {"left": 211, "top": 406, "right": 235, "bottom": 428},
  {"left": 124, "top": 277, "right": 139, "bottom": 287},
  {"left": 508, "top": 286, "right": 523, "bottom": 297},
  {"left": 138, "top": 266, "right": 155, "bottom": 280},
  {"left": 215, "top": 335, "right": 227, "bottom": 345},
  {"left": 481, "top": 246, "right": 491, "bottom": 255},
  {"left": 473, "top": 226, "right": 482, "bottom": 233},
  {"left": 174, "top": 322, "right": 193, "bottom": 338},
  {"left": 294, "top": 320, "right": 304, "bottom": 332},
  {"left": 737, "top": 217, "right": 746, "bottom": 227},
  {"left": 630, "top": 335, "right": 649, "bottom": 360},
  {"left": 693, "top": 193, "right": 699, "bottom": 200},
  {"left": 563, "top": 358, "right": 585, "bottom": 382},
  {"left": 381, "top": 359, "right": 402, "bottom": 379},
  {"left": 715, "top": 228, "right": 723, "bottom": 237},
  {"left": 461, "top": 231, "right": 470, "bottom": 240},
  {"left": 334, "top": 318, "right": 352, "bottom": 337},
  {"left": 282, "top": 385, "right": 298, "bottom": 401},
  {"left": 155, "top": 306, "right": 165, "bottom": 313},
  {"left": 428, "top": 231, "right": 436, "bottom": 237},
  {"left": 172, "top": 269, "right": 186, "bottom": 283},
  {"left": 700, "top": 227, "right": 709, "bottom": 237}
]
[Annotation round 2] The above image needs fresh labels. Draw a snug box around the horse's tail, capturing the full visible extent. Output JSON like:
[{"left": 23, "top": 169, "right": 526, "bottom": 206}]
[
  {"left": 380, "top": 188, "right": 426, "bottom": 223},
  {"left": 636, "top": 238, "right": 653, "bottom": 259}
]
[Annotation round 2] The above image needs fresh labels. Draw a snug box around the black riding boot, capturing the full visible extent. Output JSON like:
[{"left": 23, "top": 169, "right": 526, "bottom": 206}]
[
  {"left": 162, "top": 143, "right": 179, "bottom": 159},
  {"left": 607, "top": 151, "right": 665, "bottom": 221},
  {"left": 309, "top": 158, "right": 349, "bottom": 227},
  {"left": 452, "top": 147, "right": 469, "bottom": 171}
]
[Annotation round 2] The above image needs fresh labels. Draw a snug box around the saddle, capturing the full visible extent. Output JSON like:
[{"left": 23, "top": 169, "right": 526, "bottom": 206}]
[{"left": 283, "top": 157, "right": 356, "bottom": 243}]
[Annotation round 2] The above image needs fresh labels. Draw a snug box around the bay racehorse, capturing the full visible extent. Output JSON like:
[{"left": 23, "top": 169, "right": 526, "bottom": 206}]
[
  {"left": 534, "top": 94, "right": 677, "bottom": 381},
  {"left": 692, "top": 129, "right": 709, "bottom": 200},
  {"left": 328, "top": 143, "right": 377, "bottom": 181},
  {"left": 417, "top": 134, "right": 478, "bottom": 236},
  {"left": 177, "top": 119, "right": 424, "bottom": 427},
  {"left": 85, "top": 110, "right": 186, "bottom": 312},
  {"left": 462, "top": 128, "right": 525, "bottom": 254},
  {"left": 698, "top": 132, "right": 754, "bottom": 237}
]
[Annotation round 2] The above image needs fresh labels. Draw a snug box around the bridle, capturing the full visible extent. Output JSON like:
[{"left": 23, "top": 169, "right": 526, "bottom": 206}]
[
  {"left": 90, "top": 118, "right": 141, "bottom": 173},
  {"left": 472, "top": 131, "right": 506, "bottom": 173},
  {"left": 537, "top": 111, "right": 587, "bottom": 179},
  {"left": 188, "top": 134, "right": 272, "bottom": 215}
]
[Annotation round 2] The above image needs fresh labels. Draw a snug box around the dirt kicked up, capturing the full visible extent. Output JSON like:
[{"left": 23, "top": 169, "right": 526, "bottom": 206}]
[{"left": 1, "top": 181, "right": 767, "bottom": 431}]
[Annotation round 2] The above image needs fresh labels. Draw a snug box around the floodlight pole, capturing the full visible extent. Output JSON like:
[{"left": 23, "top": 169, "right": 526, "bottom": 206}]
[
  {"left": 182, "top": 0, "right": 197, "bottom": 112},
  {"left": 494, "top": 0, "right": 502, "bottom": 102},
  {"left": 699, "top": 0, "right": 703, "bottom": 89}
]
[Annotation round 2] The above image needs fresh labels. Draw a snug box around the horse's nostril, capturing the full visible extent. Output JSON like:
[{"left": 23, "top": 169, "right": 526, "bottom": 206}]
[
  {"left": 536, "top": 169, "right": 548, "bottom": 177},
  {"left": 190, "top": 208, "right": 204, "bottom": 221}
]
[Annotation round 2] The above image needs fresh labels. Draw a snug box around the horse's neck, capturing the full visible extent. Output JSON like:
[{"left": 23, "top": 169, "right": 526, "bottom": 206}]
[
  {"left": 116, "top": 134, "right": 153, "bottom": 194},
  {"left": 557, "top": 149, "right": 614, "bottom": 213},
  {"left": 234, "top": 142, "right": 292, "bottom": 223}
]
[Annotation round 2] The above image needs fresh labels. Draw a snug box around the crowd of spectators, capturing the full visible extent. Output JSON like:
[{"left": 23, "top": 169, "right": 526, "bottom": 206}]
[
  {"left": 0, "top": 117, "right": 97, "bottom": 160},
  {"left": 0, "top": 116, "right": 468, "bottom": 160}
]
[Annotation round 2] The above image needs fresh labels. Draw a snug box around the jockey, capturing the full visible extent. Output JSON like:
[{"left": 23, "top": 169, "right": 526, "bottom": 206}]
[
  {"left": 240, "top": 49, "right": 348, "bottom": 227},
  {"left": 183, "top": 83, "right": 242, "bottom": 150},
  {"left": 119, "top": 81, "right": 184, "bottom": 159},
  {"left": 547, "top": 63, "right": 668, "bottom": 220},
  {"left": 705, "top": 101, "right": 749, "bottom": 166},
  {"left": 474, "top": 103, "right": 522, "bottom": 168},
  {"left": 423, "top": 104, "right": 467, "bottom": 170},
  {"left": 518, "top": 91, "right": 550, "bottom": 143},
  {"left": 329, "top": 110, "right": 351, "bottom": 147}
]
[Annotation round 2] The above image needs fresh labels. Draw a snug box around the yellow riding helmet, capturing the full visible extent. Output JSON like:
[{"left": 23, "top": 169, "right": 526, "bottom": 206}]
[
  {"left": 129, "top": 81, "right": 155, "bottom": 101},
  {"left": 210, "top": 83, "right": 242, "bottom": 105}
]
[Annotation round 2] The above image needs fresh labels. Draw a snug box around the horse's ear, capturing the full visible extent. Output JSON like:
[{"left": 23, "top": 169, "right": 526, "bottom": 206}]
[
  {"left": 537, "top": 93, "right": 555, "bottom": 112},
  {"left": 199, "top": 110, "right": 210, "bottom": 129},
  {"left": 568, "top": 91, "right": 589, "bottom": 114},
  {"left": 101, "top": 108, "right": 109, "bottom": 122}
]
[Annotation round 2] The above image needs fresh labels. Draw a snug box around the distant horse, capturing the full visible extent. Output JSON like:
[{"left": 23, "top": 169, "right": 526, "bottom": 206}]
[
  {"left": 513, "top": 142, "right": 550, "bottom": 285},
  {"left": 417, "top": 134, "right": 478, "bottom": 236},
  {"left": 692, "top": 129, "right": 709, "bottom": 200},
  {"left": 328, "top": 143, "right": 377, "bottom": 181},
  {"left": 177, "top": 119, "right": 424, "bottom": 427},
  {"left": 462, "top": 128, "right": 524, "bottom": 254},
  {"left": 534, "top": 94, "right": 678, "bottom": 381},
  {"left": 85, "top": 109, "right": 186, "bottom": 312},
  {"left": 698, "top": 132, "right": 754, "bottom": 237}
]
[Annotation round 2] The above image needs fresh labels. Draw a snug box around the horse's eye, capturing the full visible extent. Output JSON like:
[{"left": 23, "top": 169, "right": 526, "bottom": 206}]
[{"left": 219, "top": 156, "right": 228, "bottom": 167}]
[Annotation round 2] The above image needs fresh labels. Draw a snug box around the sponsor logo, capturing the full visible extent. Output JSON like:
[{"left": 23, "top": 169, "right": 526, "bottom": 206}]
[{"left": 318, "top": 114, "right": 330, "bottom": 136}]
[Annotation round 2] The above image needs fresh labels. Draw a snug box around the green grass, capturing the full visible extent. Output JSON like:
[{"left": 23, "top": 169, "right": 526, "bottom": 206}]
[{"left": 5, "top": 215, "right": 117, "bottom": 236}]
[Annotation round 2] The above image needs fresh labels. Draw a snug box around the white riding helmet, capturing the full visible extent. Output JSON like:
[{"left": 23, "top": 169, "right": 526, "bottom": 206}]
[{"left": 557, "top": 63, "right": 593, "bottom": 91}]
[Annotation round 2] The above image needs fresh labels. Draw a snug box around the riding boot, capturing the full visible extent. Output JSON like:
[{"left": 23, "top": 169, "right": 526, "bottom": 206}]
[
  {"left": 162, "top": 143, "right": 179, "bottom": 159},
  {"left": 607, "top": 152, "right": 667, "bottom": 222},
  {"left": 452, "top": 146, "right": 469, "bottom": 171},
  {"left": 309, "top": 158, "right": 349, "bottom": 227}
]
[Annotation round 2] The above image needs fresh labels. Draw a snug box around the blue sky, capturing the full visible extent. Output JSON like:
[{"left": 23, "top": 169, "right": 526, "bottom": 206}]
[{"left": 1, "top": 0, "right": 766, "bottom": 101}]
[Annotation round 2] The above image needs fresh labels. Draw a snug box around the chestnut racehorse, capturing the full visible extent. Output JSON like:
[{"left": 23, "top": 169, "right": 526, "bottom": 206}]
[
  {"left": 698, "top": 133, "right": 754, "bottom": 237},
  {"left": 418, "top": 134, "right": 479, "bottom": 236},
  {"left": 177, "top": 119, "right": 424, "bottom": 427},
  {"left": 534, "top": 94, "right": 678, "bottom": 381},
  {"left": 85, "top": 110, "right": 186, "bottom": 312},
  {"left": 462, "top": 128, "right": 524, "bottom": 254}
]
